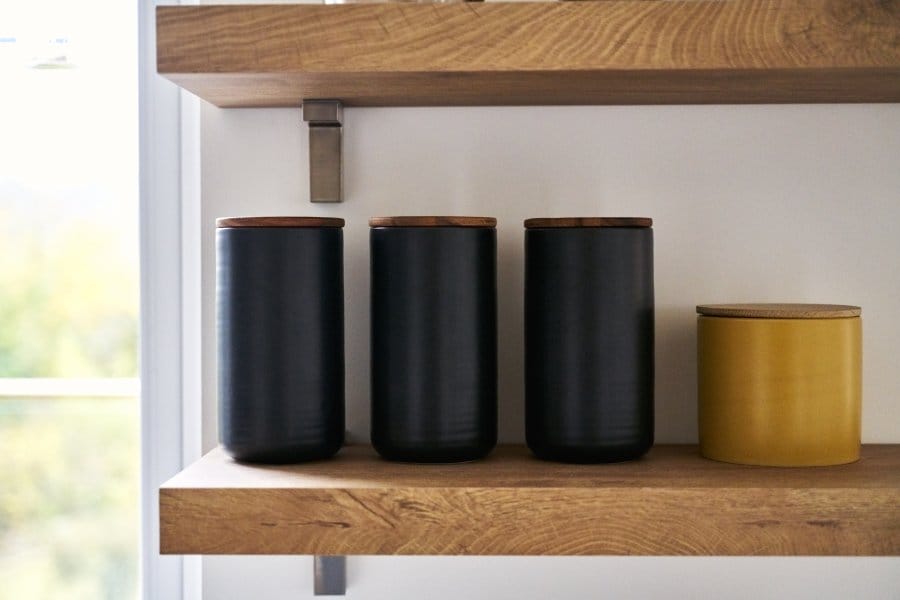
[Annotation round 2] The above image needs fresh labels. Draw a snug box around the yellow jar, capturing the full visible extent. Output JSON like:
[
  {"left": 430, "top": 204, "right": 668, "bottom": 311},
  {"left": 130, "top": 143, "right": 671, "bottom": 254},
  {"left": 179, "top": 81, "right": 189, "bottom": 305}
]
[{"left": 697, "top": 303, "right": 861, "bottom": 467}]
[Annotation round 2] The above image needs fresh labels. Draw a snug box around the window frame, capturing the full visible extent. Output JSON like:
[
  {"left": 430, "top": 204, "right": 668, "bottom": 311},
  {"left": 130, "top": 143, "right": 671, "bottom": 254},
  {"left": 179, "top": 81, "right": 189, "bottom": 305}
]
[{"left": 138, "top": 1, "right": 202, "bottom": 598}]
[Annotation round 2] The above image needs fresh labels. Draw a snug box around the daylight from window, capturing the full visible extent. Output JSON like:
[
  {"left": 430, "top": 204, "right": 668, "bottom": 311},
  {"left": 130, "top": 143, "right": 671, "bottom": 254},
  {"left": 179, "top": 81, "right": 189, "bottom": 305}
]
[{"left": 0, "top": 1, "right": 139, "bottom": 598}]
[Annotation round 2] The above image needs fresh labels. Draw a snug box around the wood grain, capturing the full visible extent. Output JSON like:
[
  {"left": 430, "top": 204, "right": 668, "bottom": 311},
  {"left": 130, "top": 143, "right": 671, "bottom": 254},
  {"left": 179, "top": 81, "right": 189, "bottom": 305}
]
[
  {"left": 697, "top": 304, "right": 861, "bottom": 319},
  {"left": 524, "top": 218, "right": 652, "bottom": 228},
  {"left": 369, "top": 216, "right": 497, "bottom": 228},
  {"left": 155, "top": 1, "right": 900, "bottom": 107},
  {"left": 160, "top": 445, "right": 900, "bottom": 556},
  {"left": 216, "top": 217, "right": 345, "bottom": 228}
]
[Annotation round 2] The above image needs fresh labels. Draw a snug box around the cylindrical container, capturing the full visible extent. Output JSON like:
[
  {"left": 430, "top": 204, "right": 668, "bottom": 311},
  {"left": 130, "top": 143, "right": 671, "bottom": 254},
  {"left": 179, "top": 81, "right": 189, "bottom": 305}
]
[
  {"left": 697, "top": 303, "right": 862, "bottom": 467},
  {"left": 217, "top": 216, "right": 345, "bottom": 463},
  {"left": 370, "top": 216, "right": 497, "bottom": 462},
  {"left": 525, "top": 217, "right": 655, "bottom": 463}
]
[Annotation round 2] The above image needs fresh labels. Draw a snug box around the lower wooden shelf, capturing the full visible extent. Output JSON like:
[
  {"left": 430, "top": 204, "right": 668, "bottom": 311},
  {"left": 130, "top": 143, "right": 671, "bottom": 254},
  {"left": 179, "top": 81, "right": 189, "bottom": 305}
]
[{"left": 160, "top": 445, "right": 900, "bottom": 556}]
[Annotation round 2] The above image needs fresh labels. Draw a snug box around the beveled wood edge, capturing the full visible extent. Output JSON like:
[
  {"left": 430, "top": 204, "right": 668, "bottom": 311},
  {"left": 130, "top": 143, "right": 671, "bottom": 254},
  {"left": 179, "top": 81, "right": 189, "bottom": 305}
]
[
  {"left": 369, "top": 216, "right": 497, "bottom": 228},
  {"left": 217, "top": 217, "right": 345, "bottom": 228},
  {"left": 159, "top": 485, "right": 900, "bottom": 556},
  {"left": 697, "top": 303, "right": 862, "bottom": 319},
  {"left": 524, "top": 217, "right": 652, "bottom": 229}
]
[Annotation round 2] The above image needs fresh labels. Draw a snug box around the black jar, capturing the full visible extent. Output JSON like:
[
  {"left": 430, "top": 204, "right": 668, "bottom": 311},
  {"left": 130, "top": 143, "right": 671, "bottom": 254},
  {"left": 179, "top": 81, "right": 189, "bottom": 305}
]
[
  {"left": 525, "top": 217, "right": 654, "bottom": 463},
  {"left": 217, "top": 216, "right": 345, "bottom": 463},
  {"left": 370, "top": 216, "right": 498, "bottom": 462}
]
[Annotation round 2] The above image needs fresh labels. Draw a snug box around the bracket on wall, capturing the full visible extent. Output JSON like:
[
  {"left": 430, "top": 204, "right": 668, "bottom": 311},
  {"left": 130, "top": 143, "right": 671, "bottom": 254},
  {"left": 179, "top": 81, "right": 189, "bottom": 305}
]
[
  {"left": 314, "top": 555, "right": 346, "bottom": 596},
  {"left": 302, "top": 100, "right": 343, "bottom": 203}
]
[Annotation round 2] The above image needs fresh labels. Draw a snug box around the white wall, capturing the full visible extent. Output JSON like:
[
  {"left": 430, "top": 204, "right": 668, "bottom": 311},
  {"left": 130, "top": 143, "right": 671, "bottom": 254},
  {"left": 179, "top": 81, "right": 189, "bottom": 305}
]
[{"left": 199, "top": 103, "right": 900, "bottom": 599}]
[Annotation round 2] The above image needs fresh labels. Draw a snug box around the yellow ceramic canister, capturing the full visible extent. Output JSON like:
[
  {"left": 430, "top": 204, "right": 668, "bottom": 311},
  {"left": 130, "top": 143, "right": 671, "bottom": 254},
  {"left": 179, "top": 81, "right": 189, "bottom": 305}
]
[{"left": 697, "top": 303, "right": 861, "bottom": 467}]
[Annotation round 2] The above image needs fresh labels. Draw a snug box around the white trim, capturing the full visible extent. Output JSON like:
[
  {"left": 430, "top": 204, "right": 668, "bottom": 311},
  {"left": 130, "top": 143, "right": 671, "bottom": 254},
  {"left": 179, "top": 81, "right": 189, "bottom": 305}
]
[
  {"left": 176, "top": 4, "right": 203, "bottom": 596},
  {"left": 139, "top": 1, "right": 203, "bottom": 599},
  {"left": 180, "top": 85, "right": 203, "bottom": 471},
  {"left": 179, "top": 79, "right": 204, "bottom": 600}
]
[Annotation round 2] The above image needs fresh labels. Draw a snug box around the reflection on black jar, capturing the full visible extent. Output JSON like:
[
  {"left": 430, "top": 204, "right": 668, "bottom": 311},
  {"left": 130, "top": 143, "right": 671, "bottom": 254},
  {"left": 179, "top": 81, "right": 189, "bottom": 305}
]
[
  {"left": 217, "top": 217, "right": 345, "bottom": 464},
  {"left": 370, "top": 216, "right": 498, "bottom": 463},
  {"left": 525, "top": 217, "right": 654, "bottom": 463}
]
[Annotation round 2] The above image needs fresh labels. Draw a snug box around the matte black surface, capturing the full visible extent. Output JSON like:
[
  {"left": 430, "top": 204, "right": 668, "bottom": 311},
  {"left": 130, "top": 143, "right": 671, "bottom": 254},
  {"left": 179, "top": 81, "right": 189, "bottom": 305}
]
[
  {"left": 217, "top": 227, "right": 344, "bottom": 463},
  {"left": 525, "top": 227, "right": 654, "bottom": 463},
  {"left": 371, "top": 227, "right": 497, "bottom": 462}
]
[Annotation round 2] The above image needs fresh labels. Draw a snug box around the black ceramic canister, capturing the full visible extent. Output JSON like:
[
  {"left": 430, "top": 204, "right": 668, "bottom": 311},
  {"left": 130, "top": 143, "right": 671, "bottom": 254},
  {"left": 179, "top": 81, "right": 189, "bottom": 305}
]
[
  {"left": 217, "top": 216, "right": 345, "bottom": 463},
  {"left": 370, "top": 216, "right": 498, "bottom": 462},
  {"left": 525, "top": 217, "right": 654, "bottom": 463}
]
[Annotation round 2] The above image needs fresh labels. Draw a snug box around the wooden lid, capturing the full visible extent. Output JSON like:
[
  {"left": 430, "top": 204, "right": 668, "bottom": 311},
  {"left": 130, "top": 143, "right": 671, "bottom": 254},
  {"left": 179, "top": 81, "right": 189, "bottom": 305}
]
[
  {"left": 524, "top": 217, "right": 652, "bottom": 228},
  {"left": 217, "top": 217, "right": 345, "bottom": 228},
  {"left": 697, "top": 303, "right": 861, "bottom": 319},
  {"left": 369, "top": 216, "right": 496, "bottom": 228}
]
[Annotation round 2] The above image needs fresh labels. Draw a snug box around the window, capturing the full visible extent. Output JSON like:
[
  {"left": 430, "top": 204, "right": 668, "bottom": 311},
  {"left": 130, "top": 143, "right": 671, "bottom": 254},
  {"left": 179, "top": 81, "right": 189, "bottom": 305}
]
[{"left": 0, "top": 1, "right": 139, "bottom": 597}]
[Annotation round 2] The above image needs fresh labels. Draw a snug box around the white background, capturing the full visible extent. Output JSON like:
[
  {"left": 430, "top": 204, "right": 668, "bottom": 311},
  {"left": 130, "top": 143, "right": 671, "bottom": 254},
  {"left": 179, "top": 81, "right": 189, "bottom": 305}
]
[{"left": 198, "top": 104, "right": 900, "bottom": 598}]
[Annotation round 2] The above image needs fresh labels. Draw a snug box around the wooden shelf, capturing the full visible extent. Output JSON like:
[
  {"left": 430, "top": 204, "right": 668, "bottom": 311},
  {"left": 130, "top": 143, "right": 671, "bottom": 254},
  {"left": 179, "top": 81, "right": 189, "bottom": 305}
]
[
  {"left": 156, "top": 1, "right": 900, "bottom": 108},
  {"left": 160, "top": 444, "right": 900, "bottom": 556},
  {"left": 155, "top": 1, "right": 900, "bottom": 108}
]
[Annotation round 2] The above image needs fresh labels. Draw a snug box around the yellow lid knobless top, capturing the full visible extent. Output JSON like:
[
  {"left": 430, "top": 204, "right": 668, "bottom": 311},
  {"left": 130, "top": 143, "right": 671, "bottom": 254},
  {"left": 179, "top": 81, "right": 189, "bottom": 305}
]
[{"left": 696, "top": 303, "right": 861, "bottom": 319}]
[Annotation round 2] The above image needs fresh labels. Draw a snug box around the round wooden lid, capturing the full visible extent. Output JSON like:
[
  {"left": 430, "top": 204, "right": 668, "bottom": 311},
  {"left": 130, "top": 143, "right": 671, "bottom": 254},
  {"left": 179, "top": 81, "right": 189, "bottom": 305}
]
[
  {"left": 369, "top": 216, "right": 496, "bottom": 228},
  {"left": 696, "top": 303, "right": 861, "bottom": 319},
  {"left": 524, "top": 217, "right": 652, "bottom": 228},
  {"left": 216, "top": 217, "right": 345, "bottom": 228}
]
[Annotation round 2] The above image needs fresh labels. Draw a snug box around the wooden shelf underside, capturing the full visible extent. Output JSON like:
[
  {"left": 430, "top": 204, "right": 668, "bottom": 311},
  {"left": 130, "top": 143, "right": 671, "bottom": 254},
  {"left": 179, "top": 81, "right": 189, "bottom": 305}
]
[
  {"left": 156, "top": 1, "right": 900, "bottom": 107},
  {"left": 160, "top": 444, "right": 900, "bottom": 556}
]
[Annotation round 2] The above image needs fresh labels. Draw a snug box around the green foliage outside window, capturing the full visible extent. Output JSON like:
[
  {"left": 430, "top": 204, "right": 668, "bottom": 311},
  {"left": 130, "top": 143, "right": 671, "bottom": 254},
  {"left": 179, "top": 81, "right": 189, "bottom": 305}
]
[
  {"left": 0, "top": 199, "right": 139, "bottom": 598},
  {"left": 0, "top": 202, "right": 138, "bottom": 378}
]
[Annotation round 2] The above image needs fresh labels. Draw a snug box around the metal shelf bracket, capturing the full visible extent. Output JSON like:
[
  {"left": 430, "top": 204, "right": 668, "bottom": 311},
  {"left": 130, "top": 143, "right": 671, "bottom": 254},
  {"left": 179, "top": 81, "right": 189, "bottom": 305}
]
[
  {"left": 302, "top": 100, "right": 343, "bottom": 203},
  {"left": 314, "top": 555, "right": 346, "bottom": 596}
]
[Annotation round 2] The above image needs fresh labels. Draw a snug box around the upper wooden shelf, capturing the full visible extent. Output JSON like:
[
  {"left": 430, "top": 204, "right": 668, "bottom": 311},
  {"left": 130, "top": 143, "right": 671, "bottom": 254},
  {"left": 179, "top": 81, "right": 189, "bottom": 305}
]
[
  {"left": 156, "top": 1, "right": 900, "bottom": 107},
  {"left": 160, "top": 444, "right": 900, "bottom": 556}
]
